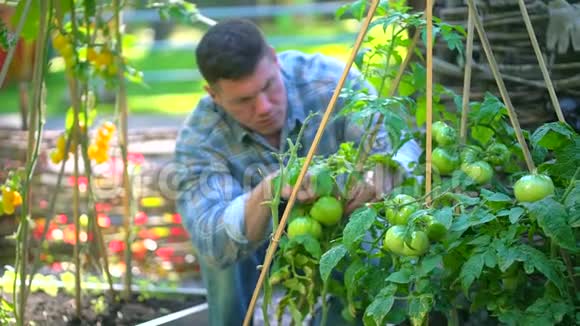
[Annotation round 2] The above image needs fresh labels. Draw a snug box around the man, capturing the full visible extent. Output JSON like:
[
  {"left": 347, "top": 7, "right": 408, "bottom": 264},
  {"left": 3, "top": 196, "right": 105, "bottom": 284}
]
[{"left": 174, "top": 19, "right": 420, "bottom": 325}]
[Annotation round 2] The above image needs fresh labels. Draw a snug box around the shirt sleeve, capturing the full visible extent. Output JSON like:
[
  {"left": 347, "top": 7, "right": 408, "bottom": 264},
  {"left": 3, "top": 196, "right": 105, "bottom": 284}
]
[{"left": 174, "top": 117, "right": 267, "bottom": 269}]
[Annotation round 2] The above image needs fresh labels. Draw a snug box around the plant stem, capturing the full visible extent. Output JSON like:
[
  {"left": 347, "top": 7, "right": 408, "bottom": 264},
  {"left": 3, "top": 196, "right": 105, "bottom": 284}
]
[
  {"left": 112, "top": 0, "right": 133, "bottom": 300},
  {"left": 15, "top": 1, "right": 49, "bottom": 324},
  {"left": 559, "top": 250, "right": 578, "bottom": 296},
  {"left": 448, "top": 308, "right": 459, "bottom": 326},
  {"left": 320, "top": 281, "right": 329, "bottom": 326}
]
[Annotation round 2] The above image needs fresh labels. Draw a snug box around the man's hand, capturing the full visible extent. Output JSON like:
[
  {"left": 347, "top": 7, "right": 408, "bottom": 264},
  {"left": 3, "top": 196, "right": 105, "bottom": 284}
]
[
  {"left": 344, "top": 180, "right": 377, "bottom": 215},
  {"left": 280, "top": 172, "right": 319, "bottom": 204}
]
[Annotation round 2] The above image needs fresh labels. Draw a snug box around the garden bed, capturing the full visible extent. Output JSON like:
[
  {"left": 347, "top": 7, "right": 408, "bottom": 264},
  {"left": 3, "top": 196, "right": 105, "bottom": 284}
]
[{"left": 3, "top": 289, "right": 206, "bottom": 326}]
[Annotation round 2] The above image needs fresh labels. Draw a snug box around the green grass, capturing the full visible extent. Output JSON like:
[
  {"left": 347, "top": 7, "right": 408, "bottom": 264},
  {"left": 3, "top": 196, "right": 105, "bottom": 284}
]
[{"left": 0, "top": 19, "right": 360, "bottom": 117}]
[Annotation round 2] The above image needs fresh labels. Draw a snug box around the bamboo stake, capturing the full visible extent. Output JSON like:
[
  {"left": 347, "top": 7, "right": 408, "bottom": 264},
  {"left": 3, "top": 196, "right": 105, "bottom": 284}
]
[
  {"left": 425, "top": 0, "right": 434, "bottom": 204},
  {"left": 466, "top": 0, "right": 536, "bottom": 173},
  {"left": 68, "top": 1, "right": 82, "bottom": 316},
  {"left": 516, "top": 0, "right": 566, "bottom": 124},
  {"left": 460, "top": 11, "right": 475, "bottom": 144},
  {"left": 242, "top": 1, "right": 380, "bottom": 324}
]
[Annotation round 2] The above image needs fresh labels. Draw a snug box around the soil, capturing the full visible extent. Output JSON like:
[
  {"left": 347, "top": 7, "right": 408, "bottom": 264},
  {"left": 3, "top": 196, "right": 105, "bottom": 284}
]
[{"left": 3, "top": 290, "right": 205, "bottom": 326}]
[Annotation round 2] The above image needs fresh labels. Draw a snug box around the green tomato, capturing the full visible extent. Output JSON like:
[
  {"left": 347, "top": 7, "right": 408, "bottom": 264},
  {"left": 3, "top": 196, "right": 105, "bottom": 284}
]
[
  {"left": 382, "top": 225, "right": 406, "bottom": 255},
  {"left": 486, "top": 143, "right": 510, "bottom": 166},
  {"left": 385, "top": 194, "right": 418, "bottom": 225},
  {"left": 383, "top": 226, "right": 430, "bottom": 257},
  {"left": 432, "top": 121, "right": 457, "bottom": 146},
  {"left": 287, "top": 217, "right": 322, "bottom": 239},
  {"left": 432, "top": 147, "right": 459, "bottom": 176},
  {"left": 401, "top": 230, "right": 430, "bottom": 257},
  {"left": 309, "top": 196, "right": 343, "bottom": 226},
  {"left": 461, "top": 160, "right": 494, "bottom": 185},
  {"left": 424, "top": 215, "right": 447, "bottom": 241},
  {"left": 513, "top": 174, "right": 555, "bottom": 203}
]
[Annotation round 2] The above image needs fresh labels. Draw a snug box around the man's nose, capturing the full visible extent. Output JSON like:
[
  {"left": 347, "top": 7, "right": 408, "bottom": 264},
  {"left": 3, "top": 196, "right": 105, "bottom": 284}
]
[{"left": 255, "top": 93, "right": 272, "bottom": 115}]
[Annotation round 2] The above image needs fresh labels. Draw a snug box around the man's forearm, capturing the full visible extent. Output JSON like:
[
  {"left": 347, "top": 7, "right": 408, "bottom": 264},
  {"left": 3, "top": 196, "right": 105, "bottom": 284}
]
[{"left": 244, "top": 175, "right": 275, "bottom": 243}]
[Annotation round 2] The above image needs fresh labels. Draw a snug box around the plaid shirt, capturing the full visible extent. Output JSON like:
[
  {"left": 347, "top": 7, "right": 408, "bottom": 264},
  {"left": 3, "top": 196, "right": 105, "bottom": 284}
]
[{"left": 174, "top": 50, "right": 420, "bottom": 325}]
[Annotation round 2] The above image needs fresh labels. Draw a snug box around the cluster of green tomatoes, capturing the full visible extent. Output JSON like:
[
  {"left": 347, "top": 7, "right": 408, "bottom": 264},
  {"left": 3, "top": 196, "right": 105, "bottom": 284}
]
[{"left": 431, "top": 121, "right": 555, "bottom": 202}]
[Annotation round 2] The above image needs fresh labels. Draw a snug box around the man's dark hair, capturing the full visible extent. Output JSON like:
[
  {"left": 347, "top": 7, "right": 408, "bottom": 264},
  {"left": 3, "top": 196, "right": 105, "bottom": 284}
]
[{"left": 195, "top": 19, "right": 269, "bottom": 85}]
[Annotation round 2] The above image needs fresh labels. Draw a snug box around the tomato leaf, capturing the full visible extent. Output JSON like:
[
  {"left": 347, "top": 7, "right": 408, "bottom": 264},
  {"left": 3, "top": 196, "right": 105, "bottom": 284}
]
[
  {"left": 480, "top": 189, "right": 512, "bottom": 203},
  {"left": 344, "top": 259, "right": 365, "bottom": 306},
  {"left": 417, "top": 254, "right": 443, "bottom": 277},
  {"left": 494, "top": 242, "right": 520, "bottom": 272},
  {"left": 516, "top": 244, "right": 566, "bottom": 295},
  {"left": 470, "top": 93, "right": 507, "bottom": 125},
  {"left": 363, "top": 284, "right": 397, "bottom": 326},
  {"left": 408, "top": 294, "right": 433, "bottom": 326},
  {"left": 319, "top": 244, "right": 347, "bottom": 282},
  {"left": 564, "top": 182, "right": 580, "bottom": 227},
  {"left": 433, "top": 207, "right": 453, "bottom": 229},
  {"left": 508, "top": 207, "right": 525, "bottom": 224},
  {"left": 526, "top": 198, "right": 577, "bottom": 252},
  {"left": 288, "top": 236, "right": 322, "bottom": 259},
  {"left": 459, "top": 252, "right": 485, "bottom": 293},
  {"left": 522, "top": 296, "right": 573, "bottom": 325},
  {"left": 342, "top": 206, "right": 376, "bottom": 251},
  {"left": 531, "top": 122, "right": 575, "bottom": 150},
  {"left": 548, "top": 135, "right": 580, "bottom": 180},
  {"left": 386, "top": 268, "right": 413, "bottom": 284}
]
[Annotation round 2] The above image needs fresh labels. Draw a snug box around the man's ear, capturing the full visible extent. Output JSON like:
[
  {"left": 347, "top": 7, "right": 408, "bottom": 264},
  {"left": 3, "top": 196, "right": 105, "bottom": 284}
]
[
  {"left": 268, "top": 46, "right": 279, "bottom": 65},
  {"left": 204, "top": 84, "right": 216, "bottom": 100}
]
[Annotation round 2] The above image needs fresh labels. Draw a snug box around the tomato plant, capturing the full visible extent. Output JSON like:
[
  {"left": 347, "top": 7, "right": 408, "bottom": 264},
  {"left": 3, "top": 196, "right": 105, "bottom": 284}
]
[{"left": 259, "top": 2, "right": 578, "bottom": 326}]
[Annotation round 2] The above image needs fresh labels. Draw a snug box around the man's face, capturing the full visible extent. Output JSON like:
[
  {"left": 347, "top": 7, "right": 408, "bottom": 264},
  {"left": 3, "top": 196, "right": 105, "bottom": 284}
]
[{"left": 208, "top": 50, "right": 287, "bottom": 137}]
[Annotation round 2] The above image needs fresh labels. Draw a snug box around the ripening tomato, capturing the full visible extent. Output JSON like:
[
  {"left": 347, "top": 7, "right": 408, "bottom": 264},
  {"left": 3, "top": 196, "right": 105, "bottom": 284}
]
[
  {"left": 309, "top": 196, "right": 343, "bottom": 226},
  {"left": 423, "top": 215, "right": 447, "bottom": 241},
  {"left": 513, "top": 174, "right": 555, "bottom": 203},
  {"left": 287, "top": 217, "right": 322, "bottom": 239},
  {"left": 461, "top": 160, "right": 494, "bottom": 185},
  {"left": 401, "top": 230, "right": 429, "bottom": 257},
  {"left": 485, "top": 143, "right": 510, "bottom": 166},
  {"left": 432, "top": 147, "right": 459, "bottom": 176},
  {"left": 385, "top": 194, "right": 418, "bottom": 225},
  {"left": 432, "top": 121, "right": 457, "bottom": 146}
]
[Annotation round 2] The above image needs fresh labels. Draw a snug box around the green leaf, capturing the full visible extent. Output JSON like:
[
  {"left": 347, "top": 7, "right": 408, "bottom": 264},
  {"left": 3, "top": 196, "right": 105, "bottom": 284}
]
[
  {"left": 495, "top": 243, "right": 519, "bottom": 272},
  {"left": 343, "top": 206, "right": 376, "bottom": 251},
  {"left": 471, "top": 126, "right": 494, "bottom": 147},
  {"left": 344, "top": 259, "right": 366, "bottom": 311},
  {"left": 408, "top": 295, "right": 433, "bottom": 326},
  {"left": 470, "top": 92, "right": 507, "bottom": 125},
  {"left": 523, "top": 296, "right": 572, "bottom": 326},
  {"left": 386, "top": 268, "right": 413, "bottom": 284},
  {"left": 319, "top": 245, "right": 347, "bottom": 282},
  {"left": 516, "top": 244, "right": 566, "bottom": 295},
  {"left": 433, "top": 207, "right": 453, "bottom": 229},
  {"left": 289, "top": 235, "right": 322, "bottom": 259},
  {"left": 468, "top": 235, "right": 491, "bottom": 246},
  {"left": 363, "top": 285, "right": 397, "bottom": 326},
  {"left": 526, "top": 198, "right": 577, "bottom": 252},
  {"left": 282, "top": 278, "right": 307, "bottom": 295},
  {"left": 459, "top": 252, "right": 485, "bottom": 292},
  {"left": 418, "top": 254, "right": 443, "bottom": 277},
  {"left": 549, "top": 135, "right": 580, "bottom": 179},
  {"left": 480, "top": 189, "right": 512, "bottom": 203},
  {"left": 564, "top": 182, "right": 580, "bottom": 227},
  {"left": 11, "top": 0, "right": 40, "bottom": 41},
  {"left": 531, "top": 122, "right": 575, "bottom": 150},
  {"left": 415, "top": 95, "right": 426, "bottom": 127},
  {"left": 508, "top": 207, "right": 525, "bottom": 224}
]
